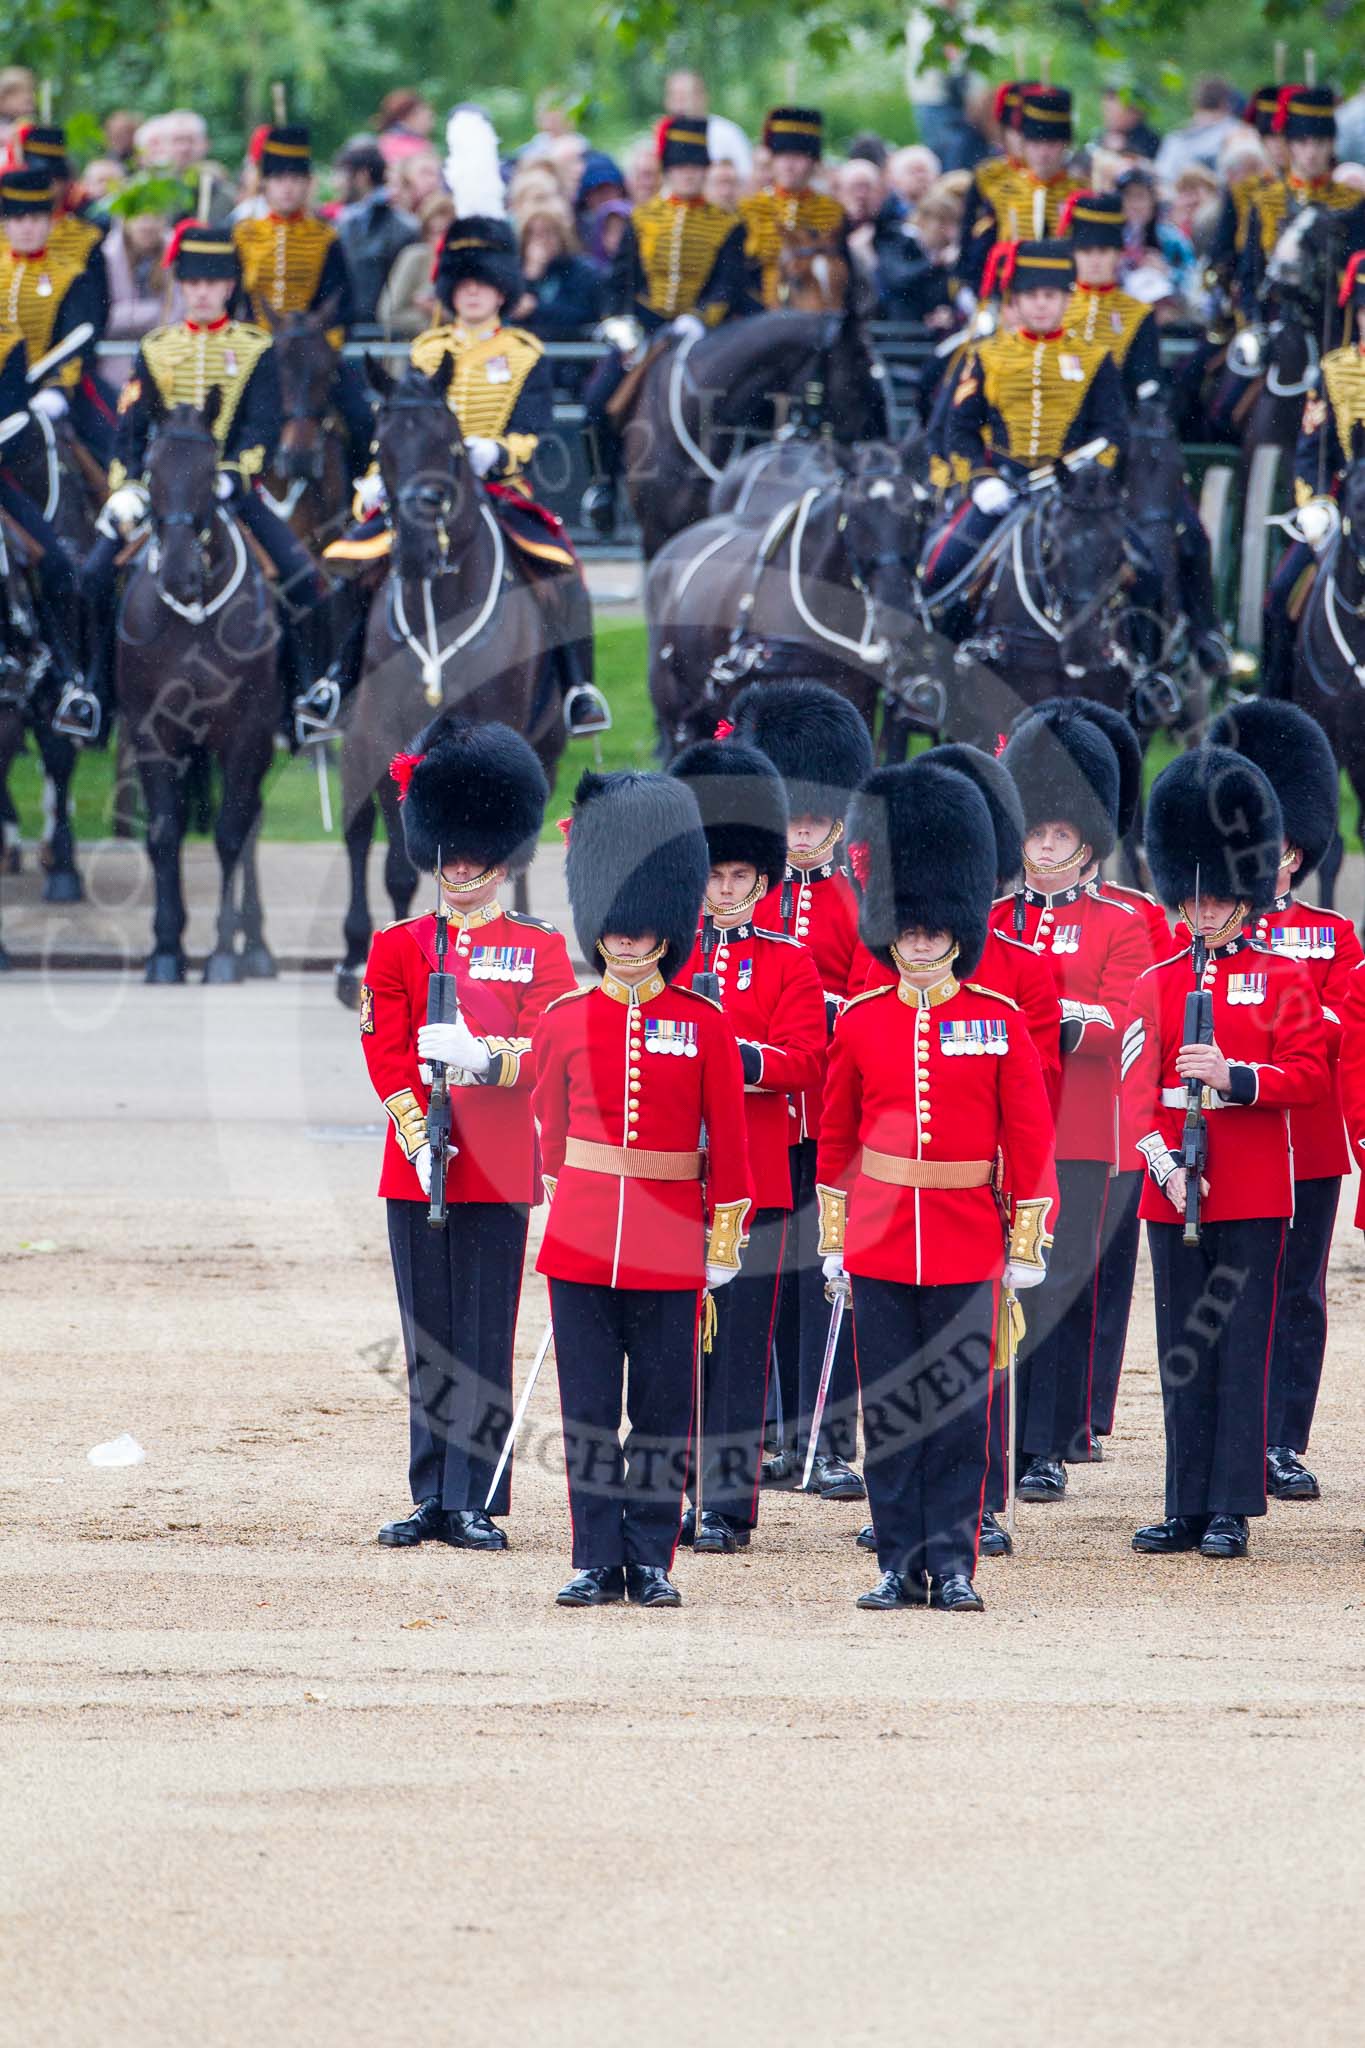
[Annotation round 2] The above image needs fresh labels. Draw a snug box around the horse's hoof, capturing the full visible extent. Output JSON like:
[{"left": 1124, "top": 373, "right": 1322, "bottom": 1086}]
[
  {"left": 203, "top": 949, "right": 245, "bottom": 985},
  {"left": 241, "top": 943, "right": 278, "bottom": 980},
  {"left": 41, "top": 868, "right": 84, "bottom": 905},
  {"left": 335, "top": 965, "right": 362, "bottom": 1011},
  {"left": 144, "top": 952, "right": 186, "bottom": 985}
]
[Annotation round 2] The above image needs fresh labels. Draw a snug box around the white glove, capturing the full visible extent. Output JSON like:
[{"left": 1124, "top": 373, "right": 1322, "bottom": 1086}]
[
  {"left": 1004, "top": 1260, "right": 1046, "bottom": 1292},
  {"left": 466, "top": 437, "right": 501, "bottom": 477},
  {"left": 671, "top": 312, "right": 705, "bottom": 343},
  {"left": 705, "top": 1263, "right": 739, "bottom": 1290},
  {"left": 971, "top": 476, "right": 1013, "bottom": 515},
  {"left": 822, "top": 1251, "right": 846, "bottom": 1285},
  {"left": 31, "top": 386, "right": 68, "bottom": 420},
  {"left": 413, "top": 1144, "right": 433, "bottom": 1197},
  {"left": 99, "top": 482, "right": 149, "bottom": 538},
  {"left": 356, "top": 470, "right": 387, "bottom": 515},
  {"left": 213, "top": 470, "right": 235, "bottom": 501},
  {"left": 418, "top": 1017, "right": 490, "bottom": 1075},
  {"left": 1298, "top": 496, "right": 1337, "bottom": 550}
]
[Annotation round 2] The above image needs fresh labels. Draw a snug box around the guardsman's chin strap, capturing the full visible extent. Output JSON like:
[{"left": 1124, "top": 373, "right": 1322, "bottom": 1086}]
[
  {"left": 596, "top": 937, "right": 668, "bottom": 974},
  {"left": 891, "top": 937, "right": 960, "bottom": 981}
]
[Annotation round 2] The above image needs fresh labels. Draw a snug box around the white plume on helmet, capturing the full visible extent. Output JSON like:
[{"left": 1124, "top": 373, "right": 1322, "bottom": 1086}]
[{"left": 444, "top": 104, "right": 506, "bottom": 218}]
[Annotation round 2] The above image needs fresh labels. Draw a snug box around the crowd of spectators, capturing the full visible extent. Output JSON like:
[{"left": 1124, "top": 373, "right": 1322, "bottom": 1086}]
[{"left": 4, "top": 61, "right": 1362, "bottom": 383}]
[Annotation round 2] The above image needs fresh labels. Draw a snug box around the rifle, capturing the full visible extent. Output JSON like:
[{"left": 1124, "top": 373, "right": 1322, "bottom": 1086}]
[
  {"left": 425, "top": 855, "right": 458, "bottom": 1229},
  {"left": 1181, "top": 875, "right": 1213, "bottom": 1248}
]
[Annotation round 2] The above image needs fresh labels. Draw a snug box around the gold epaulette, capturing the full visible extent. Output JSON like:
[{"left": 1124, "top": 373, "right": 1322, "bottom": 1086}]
[
  {"left": 963, "top": 982, "right": 1020, "bottom": 1011},
  {"left": 544, "top": 984, "right": 592, "bottom": 1012}
]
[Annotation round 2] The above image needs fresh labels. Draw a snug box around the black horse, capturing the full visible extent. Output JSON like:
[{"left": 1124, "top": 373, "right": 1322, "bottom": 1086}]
[
  {"left": 0, "top": 502, "right": 86, "bottom": 915},
  {"left": 709, "top": 422, "right": 930, "bottom": 526},
  {"left": 646, "top": 460, "right": 936, "bottom": 756},
  {"left": 115, "top": 393, "right": 281, "bottom": 983},
  {"left": 335, "top": 357, "right": 571, "bottom": 1006},
  {"left": 1290, "top": 445, "right": 1365, "bottom": 913},
  {"left": 623, "top": 308, "right": 889, "bottom": 558},
  {"left": 953, "top": 463, "right": 1135, "bottom": 746}
]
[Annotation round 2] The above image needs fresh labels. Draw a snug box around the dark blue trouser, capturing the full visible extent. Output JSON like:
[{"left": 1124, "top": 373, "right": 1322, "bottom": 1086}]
[
  {"left": 695, "top": 1205, "right": 787, "bottom": 1527},
  {"left": 387, "top": 1197, "right": 530, "bottom": 1516},
  {"left": 852, "top": 1274, "right": 996, "bottom": 1580},
  {"left": 1267, "top": 1176, "right": 1338, "bottom": 1453},
  {"left": 1148, "top": 1215, "right": 1284, "bottom": 1520}
]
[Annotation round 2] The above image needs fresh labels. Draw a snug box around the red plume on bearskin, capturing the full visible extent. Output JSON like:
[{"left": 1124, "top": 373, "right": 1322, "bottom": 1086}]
[
  {"left": 1057, "top": 190, "right": 1081, "bottom": 236},
  {"left": 556, "top": 815, "right": 573, "bottom": 842},
  {"left": 248, "top": 123, "right": 272, "bottom": 165},
  {"left": 980, "top": 241, "right": 1017, "bottom": 298},
  {"left": 713, "top": 718, "right": 735, "bottom": 739},
  {"left": 847, "top": 840, "right": 871, "bottom": 887},
  {"left": 655, "top": 115, "right": 675, "bottom": 162},
  {"left": 389, "top": 749, "right": 424, "bottom": 802}
]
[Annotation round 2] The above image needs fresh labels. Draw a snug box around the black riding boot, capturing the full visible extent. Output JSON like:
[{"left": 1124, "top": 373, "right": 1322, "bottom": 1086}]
[
  {"left": 1260, "top": 605, "right": 1296, "bottom": 700},
  {"left": 580, "top": 423, "right": 621, "bottom": 537},
  {"left": 1176, "top": 514, "right": 1230, "bottom": 677},
  {"left": 293, "top": 578, "right": 371, "bottom": 745}
]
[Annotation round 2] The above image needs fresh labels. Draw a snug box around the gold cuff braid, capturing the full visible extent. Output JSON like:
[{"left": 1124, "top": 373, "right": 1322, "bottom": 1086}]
[
  {"left": 1009, "top": 1197, "right": 1054, "bottom": 1269},
  {"left": 706, "top": 1199, "right": 751, "bottom": 1270},
  {"left": 541, "top": 1175, "right": 557, "bottom": 1204},
  {"left": 816, "top": 1184, "right": 847, "bottom": 1256},
  {"left": 383, "top": 1088, "right": 427, "bottom": 1161},
  {"left": 483, "top": 1036, "right": 530, "bottom": 1087}
]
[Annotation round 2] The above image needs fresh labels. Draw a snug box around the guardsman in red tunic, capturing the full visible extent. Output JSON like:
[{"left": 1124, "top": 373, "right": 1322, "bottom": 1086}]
[
  {"left": 533, "top": 772, "right": 753, "bottom": 1608},
  {"left": 1207, "top": 699, "right": 1362, "bottom": 1500},
  {"left": 999, "top": 706, "right": 1150, "bottom": 1498},
  {"left": 1124, "top": 749, "right": 1328, "bottom": 1559},
  {"left": 819, "top": 761, "right": 1057, "bottom": 1612},
  {"left": 851, "top": 740, "right": 1062, "bottom": 1559},
  {"left": 727, "top": 680, "right": 875, "bottom": 1498},
  {"left": 360, "top": 717, "right": 576, "bottom": 1551},
  {"left": 669, "top": 739, "right": 825, "bottom": 1551},
  {"left": 1011, "top": 697, "right": 1171, "bottom": 1450},
  {"left": 1339, "top": 964, "right": 1365, "bottom": 1236}
]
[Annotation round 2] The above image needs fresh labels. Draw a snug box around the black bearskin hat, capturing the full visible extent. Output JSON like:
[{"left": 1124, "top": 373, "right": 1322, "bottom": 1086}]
[
  {"left": 846, "top": 761, "right": 996, "bottom": 975},
  {"left": 1016, "top": 694, "right": 1142, "bottom": 840},
  {"left": 1207, "top": 698, "right": 1338, "bottom": 879},
  {"left": 668, "top": 738, "right": 789, "bottom": 891},
  {"left": 395, "top": 714, "right": 548, "bottom": 875},
  {"left": 1002, "top": 704, "right": 1120, "bottom": 862},
  {"left": 566, "top": 770, "right": 709, "bottom": 983},
  {"left": 728, "top": 680, "right": 874, "bottom": 823},
  {"left": 1145, "top": 747, "right": 1284, "bottom": 914},
  {"left": 922, "top": 742, "right": 1025, "bottom": 892},
  {"left": 434, "top": 215, "right": 523, "bottom": 307}
]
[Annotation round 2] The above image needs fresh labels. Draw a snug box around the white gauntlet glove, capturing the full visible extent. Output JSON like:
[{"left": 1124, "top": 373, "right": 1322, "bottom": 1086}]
[
  {"left": 98, "top": 482, "right": 150, "bottom": 539},
  {"left": 466, "top": 437, "right": 501, "bottom": 477},
  {"left": 412, "top": 1144, "right": 433, "bottom": 1197},
  {"left": 1297, "top": 496, "right": 1338, "bottom": 551},
  {"left": 822, "top": 1251, "right": 846, "bottom": 1286},
  {"left": 705, "top": 1262, "right": 739, "bottom": 1290},
  {"left": 31, "top": 386, "right": 68, "bottom": 421},
  {"left": 356, "top": 469, "right": 388, "bottom": 515},
  {"left": 971, "top": 475, "right": 1013, "bottom": 516},
  {"left": 1003, "top": 1260, "right": 1046, "bottom": 1292},
  {"left": 418, "top": 1017, "right": 490, "bottom": 1076},
  {"left": 671, "top": 312, "right": 705, "bottom": 344}
]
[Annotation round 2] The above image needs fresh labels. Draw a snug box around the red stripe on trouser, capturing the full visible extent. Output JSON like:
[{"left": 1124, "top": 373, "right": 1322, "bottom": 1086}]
[
  {"left": 922, "top": 500, "right": 971, "bottom": 578},
  {"left": 745, "top": 1217, "right": 789, "bottom": 1526},
  {"left": 670, "top": 1287, "right": 705, "bottom": 1569},
  {"left": 1080, "top": 1170, "right": 1111, "bottom": 1453},
  {"left": 1259, "top": 1224, "right": 1286, "bottom": 1460},
  {"left": 971, "top": 1278, "right": 1001, "bottom": 1574}
]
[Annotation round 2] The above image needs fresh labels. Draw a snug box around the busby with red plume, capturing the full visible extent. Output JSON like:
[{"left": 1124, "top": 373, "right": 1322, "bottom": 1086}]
[
  {"left": 845, "top": 760, "right": 997, "bottom": 975},
  {"left": 163, "top": 219, "right": 238, "bottom": 281},
  {"left": 0, "top": 166, "right": 53, "bottom": 216},
  {"left": 16, "top": 123, "right": 69, "bottom": 179},
  {"left": 1019, "top": 86, "right": 1073, "bottom": 142},
  {"left": 986, "top": 237, "right": 1074, "bottom": 296},
  {"left": 1059, "top": 190, "right": 1124, "bottom": 249},
  {"left": 258, "top": 124, "right": 313, "bottom": 176},
  {"left": 656, "top": 115, "right": 710, "bottom": 169},
  {"left": 395, "top": 713, "right": 549, "bottom": 876},
  {"left": 1273, "top": 85, "right": 1336, "bottom": 139},
  {"left": 762, "top": 107, "right": 824, "bottom": 159}
]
